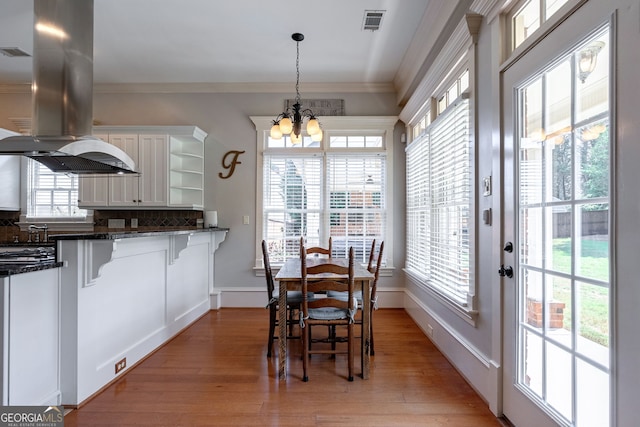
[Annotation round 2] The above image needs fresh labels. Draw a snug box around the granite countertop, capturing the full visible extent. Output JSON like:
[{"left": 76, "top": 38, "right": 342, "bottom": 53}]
[
  {"left": 49, "top": 227, "right": 229, "bottom": 241},
  {"left": 0, "top": 228, "right": 229, "bottom": 276},
  {"left": 0, "top": 261, "right": 64, "bottom": 277}
]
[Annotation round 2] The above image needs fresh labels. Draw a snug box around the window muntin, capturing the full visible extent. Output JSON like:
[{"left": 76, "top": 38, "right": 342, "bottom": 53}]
[
  {"left": 329, "top": 135, "right": 383, "bottom": 148},
  {"left": 27, "top": 159, "right": 86, "bottom": 218},
  {"left": 267, "top": 134, "right": 318, "bottom": 148}
]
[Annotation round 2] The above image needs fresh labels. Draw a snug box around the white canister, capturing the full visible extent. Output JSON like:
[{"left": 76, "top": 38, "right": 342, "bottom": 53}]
[{"left": 204, "top": 210, "right": 218, "bottom": 228}]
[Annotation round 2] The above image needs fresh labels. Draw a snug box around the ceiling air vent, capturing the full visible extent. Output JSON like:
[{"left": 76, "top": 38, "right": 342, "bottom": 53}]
[
  {"left": 362, "top": 10, "right": 385, "bottom": 31},
  {"left": 0, "top": 47, "right": 30, "bottom": 57}
]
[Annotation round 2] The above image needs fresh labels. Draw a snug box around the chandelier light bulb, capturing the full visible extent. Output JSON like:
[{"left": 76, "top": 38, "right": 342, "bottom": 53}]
[
  {"left": 307, "top": 118, "right": 320, "bottom": 135},
  {"left": 311, "top": 128, "right": 323, "bottom": 142},
  {"left": 280, "top": 116, "right": 293, "bottom": 135},
  {"left": 290, "top": 132, "right": 302, "bottom": 145},
  {"left": 270, "top": 123, "right": 283, "bottom": 139}
]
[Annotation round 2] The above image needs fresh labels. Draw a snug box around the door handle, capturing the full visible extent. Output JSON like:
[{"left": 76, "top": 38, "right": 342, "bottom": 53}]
[{"left": 498, "top": 265, "right": 513, "bottom": 278}]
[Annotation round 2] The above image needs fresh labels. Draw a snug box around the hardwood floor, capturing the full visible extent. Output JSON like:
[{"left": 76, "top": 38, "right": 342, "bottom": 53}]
[{"left": 64, "top": 308, "right": 505, "bottom": 426}]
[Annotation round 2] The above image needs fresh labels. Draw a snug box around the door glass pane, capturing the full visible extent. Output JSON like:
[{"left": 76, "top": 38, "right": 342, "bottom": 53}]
[
  {"left": 576, "top": 280, "right": 609, "bottom": 365},
  {"left": 523, "top": 78, "right": 543, "bottom": 140},
  {"left": 550, "top": 129, "right": 572, "bottom": 202},
  {"left": 520, "top": 208, "right": 543, "bottom": 268},
  {"left": 576, "top": 33, "right": 609, "bottom": 122},
  {"left": 546, "top": 341, "right": 573, "bottom": 420},
  {"left": 546, "top": 274, "right": 572, "bottom": 346},
  {"left": 546, "top": 60, "right": 571, "bottom": 136},
  {"left": 521, "top": 328, "right": 543, "bottom": 398},
  {"left": 576, "top": 121, "right": 609, "bottom": 200},
  {"left": 524, "top": 269, "right": 543, "bottom": 325},
  {"left": 549, "top": 206, "right": 571, "bottom": 274},
  {"left": 576, "top": 359, "right": 610, "bottom": 426},
  {"left": 576, "top": 204, "right": 609, "bottom": 281}
]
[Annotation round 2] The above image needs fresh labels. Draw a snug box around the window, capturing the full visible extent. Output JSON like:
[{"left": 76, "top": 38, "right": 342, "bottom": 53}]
[
  {"left": 509, "top": 0, "right": 570, "bottom": 51},
  {"left": 253, "top": 116, "right": 396, "bottom": 267},
  {"left": 27, "top": 159, "right": 86, "bottom": 217},
  {"left": 406, "top": 70, "right": 472, "bottom": 306}
]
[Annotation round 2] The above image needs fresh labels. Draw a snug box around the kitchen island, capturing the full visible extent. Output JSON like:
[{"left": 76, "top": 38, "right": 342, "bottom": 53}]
[
  {"left": 0, "top": 254, "right": 63, "bottom": 406},
  {"left": 53, "top": 228, "right": 227, "bottom": 406}
]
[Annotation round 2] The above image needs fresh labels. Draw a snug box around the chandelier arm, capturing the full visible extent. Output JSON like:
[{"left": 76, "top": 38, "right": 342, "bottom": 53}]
[{"left": 299, "top": 108, "right": 317, "bottom": 118}]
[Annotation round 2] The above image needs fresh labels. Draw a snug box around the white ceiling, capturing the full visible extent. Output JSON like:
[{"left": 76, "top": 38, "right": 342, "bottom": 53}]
[{"left": 0, "top": 0, "right": 433, "bottom": 91}]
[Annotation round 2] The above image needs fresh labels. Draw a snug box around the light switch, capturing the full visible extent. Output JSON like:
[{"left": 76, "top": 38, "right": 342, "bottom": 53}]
[
  {"left": 483, "top": 176, "right": 492, "bottom": 196},
  {"left": 243, "top": 215, "right": 250, "bottom": 225},
  {"left": 482, "top": 208, "right": 492, "bottom": 225}
]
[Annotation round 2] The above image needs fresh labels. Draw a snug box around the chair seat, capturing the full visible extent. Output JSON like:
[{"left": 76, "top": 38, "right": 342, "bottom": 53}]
[
  {"left": 272, "top": 290, "right": 314, "bottom": 304},
  {"left": 308, "top": 307, "right": 350, "bottom": 320},
  {"left": 327, "top": 290, "right": 362, "bottom": 302}
]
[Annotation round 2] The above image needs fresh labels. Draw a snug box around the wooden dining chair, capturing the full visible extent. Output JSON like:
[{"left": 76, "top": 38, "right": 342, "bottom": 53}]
[
  {"left": 328, "top": 240, "right": 384, "bottom": 355},
  {"left": 300, "top": 245, "right": 357, "bottom": 382},
  {"left": 302, "top": 236, "right": 332, "bottom": 257},
  {"left": 262, "top": 240, "right": 304, "bottom": 357}
]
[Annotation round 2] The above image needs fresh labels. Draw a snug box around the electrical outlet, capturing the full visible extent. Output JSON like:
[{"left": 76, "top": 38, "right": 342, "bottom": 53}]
[
  {"left": 243, "top": 215, "right": 250, "bottom": 225},
  {"left": 131, "top": 218, "right": 138, "bottom": 228},
  {"left": 115, "top": 357, "right": 126, "bottom": 374},
  {"left": 108, "top": 219, "right": 125, "bottom": 229},
  {"left": 426, "top": 324, "right": 434, "bottom": 338}
]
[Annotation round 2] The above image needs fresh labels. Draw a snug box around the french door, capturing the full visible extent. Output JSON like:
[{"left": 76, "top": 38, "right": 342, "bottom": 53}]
[{"left": 501, "top": 3, "right": 612, "bottom": 426}]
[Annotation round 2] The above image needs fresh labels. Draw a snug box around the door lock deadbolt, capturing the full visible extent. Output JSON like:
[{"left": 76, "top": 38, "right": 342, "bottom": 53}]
[
  {"left": 498, "top": 265, "right": 514, "bottom": 278},
  {"left": 503, "top": 242, "right": 513, "bottom": 253}
]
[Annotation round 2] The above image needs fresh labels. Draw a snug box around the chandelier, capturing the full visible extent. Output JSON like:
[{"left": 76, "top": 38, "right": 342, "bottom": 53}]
[{"left": 270, "top": 33, "right": 323, "bottom": 144}]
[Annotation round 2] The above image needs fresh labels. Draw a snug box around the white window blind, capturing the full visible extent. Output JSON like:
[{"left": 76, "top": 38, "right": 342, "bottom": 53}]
[
  {"left": 406, "top": 97, "right": 471, "bottom": 304},
  {"left": 406, "top": 133, "right": 430, "bottom": 276},
  {"left": 327, "top": 154, "right": 386, "bottom": 264},
  {"left": 28, "top": 160, "right": 86, "bottom": 217},
  {"left": 263, "top": 155, "right": 322, "bottom": 263}
]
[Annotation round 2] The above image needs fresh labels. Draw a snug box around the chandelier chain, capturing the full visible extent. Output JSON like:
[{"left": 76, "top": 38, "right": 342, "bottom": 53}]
[{"left": 295, "top": 39, "right": 301, "bottom": 104}]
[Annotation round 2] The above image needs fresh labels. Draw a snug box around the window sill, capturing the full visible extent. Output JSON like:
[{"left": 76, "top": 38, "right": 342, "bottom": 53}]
[{"left": 404, "top": 268, "right": 478, "bottom": 326}]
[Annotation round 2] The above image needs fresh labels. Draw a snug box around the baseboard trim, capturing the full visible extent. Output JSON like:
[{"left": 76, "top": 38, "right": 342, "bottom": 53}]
[
  {"left": 212, "top": 287, "right": 406, "bottom": 309},
  {"left": 404, "top": 290, "right": 495, "bottom": 409}
]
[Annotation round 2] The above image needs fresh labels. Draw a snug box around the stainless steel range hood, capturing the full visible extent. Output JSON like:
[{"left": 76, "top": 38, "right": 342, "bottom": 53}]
[{"left": 0, "top": 0, "right": 136, "bottom": 174}]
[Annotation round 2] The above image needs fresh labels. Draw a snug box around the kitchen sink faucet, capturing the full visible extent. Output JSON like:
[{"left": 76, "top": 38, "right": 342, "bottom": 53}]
[{"left": 28, "top": 224, "right": 48, "bottom": 243}]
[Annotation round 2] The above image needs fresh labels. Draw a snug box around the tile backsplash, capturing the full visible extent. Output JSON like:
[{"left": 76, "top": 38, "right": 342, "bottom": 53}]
[
  {"left": 93, "top": 210, "right": 202, "bottom": 232},
  {"left": 0, "top": 211, "right": 20, "bottom": 243},
  {"left": 0, "top": 210, "right": 203, "bottom": 244}
]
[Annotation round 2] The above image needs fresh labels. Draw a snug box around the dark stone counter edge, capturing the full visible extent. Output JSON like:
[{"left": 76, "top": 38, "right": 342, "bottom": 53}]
[
  {"left": 0, "top": 261, "right": 64, "bottom": 277},
  {"left": 49, "top": 227, "right": 230, "bottom": 241}
]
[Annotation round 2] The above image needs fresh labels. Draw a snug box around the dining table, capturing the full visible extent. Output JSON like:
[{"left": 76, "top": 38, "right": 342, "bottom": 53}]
[{"left": 274, "top": 256, "right": 374, "bottom": 381}]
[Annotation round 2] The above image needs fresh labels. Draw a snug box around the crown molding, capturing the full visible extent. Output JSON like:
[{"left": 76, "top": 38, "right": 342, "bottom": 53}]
[
  {"left": 0, "top": 81, "right": 395, "bottom": 95},
  {"left": 0, "top": 84, "right": 31, "bottom": 94}
]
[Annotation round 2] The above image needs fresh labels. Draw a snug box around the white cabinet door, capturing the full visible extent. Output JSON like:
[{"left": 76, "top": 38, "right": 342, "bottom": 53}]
[
  {"left": 138, "top": 134, "right": 168, "bottom": 206},
  {"left": 108, "top": 134, "right": 140, "bottom": 207},
  {"left": 78, "top": 175, "right": 109, "bottom": 207},
  {"left": 78, "top": 134, "right": 110, "bottom": 207}
]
